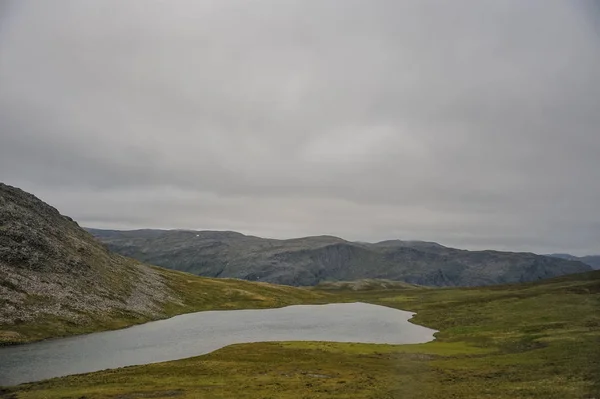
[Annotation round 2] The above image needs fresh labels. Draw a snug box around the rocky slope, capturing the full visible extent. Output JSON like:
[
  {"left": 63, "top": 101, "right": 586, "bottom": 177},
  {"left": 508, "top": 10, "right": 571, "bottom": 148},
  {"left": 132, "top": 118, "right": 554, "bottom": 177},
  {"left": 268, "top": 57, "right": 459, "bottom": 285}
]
[
  {"left": 88, "top": 229, "right": 591, "bottom": 287},
  {"left": 0, "top": 183, "right": 326, "bottom": 344},
  {"left": 1, "top": 184, "right": 175, "bottom": 321},
  {"left": 547, "top": 253, "right": 600, "bottom": 270}
]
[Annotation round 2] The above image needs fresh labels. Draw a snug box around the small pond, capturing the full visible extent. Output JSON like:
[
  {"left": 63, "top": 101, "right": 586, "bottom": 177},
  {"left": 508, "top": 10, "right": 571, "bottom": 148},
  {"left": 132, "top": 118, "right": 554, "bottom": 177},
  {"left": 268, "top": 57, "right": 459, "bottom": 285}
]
[{"left": 0, "top": 302, "right": 437, "bottom": 385}]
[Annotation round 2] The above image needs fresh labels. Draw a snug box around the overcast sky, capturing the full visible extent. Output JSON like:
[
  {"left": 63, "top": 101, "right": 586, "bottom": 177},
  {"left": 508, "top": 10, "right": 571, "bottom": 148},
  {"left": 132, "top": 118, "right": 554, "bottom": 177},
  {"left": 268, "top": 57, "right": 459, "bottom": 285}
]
[{"left": 1, "top": 1, "right": 599, "bottom": 254}]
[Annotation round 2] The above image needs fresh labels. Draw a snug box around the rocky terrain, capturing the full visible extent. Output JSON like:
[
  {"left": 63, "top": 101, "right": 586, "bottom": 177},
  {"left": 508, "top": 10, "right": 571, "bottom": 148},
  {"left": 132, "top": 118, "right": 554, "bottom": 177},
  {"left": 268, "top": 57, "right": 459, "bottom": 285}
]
[
  {"left": 547, "top": 253, "right": 600, "bottom": 270},
  {"left": 0, "top": 183, "right": 180, "bottom": 340},
  {"left": 88, "top": 229, "right": 591, "bottom": 287}
]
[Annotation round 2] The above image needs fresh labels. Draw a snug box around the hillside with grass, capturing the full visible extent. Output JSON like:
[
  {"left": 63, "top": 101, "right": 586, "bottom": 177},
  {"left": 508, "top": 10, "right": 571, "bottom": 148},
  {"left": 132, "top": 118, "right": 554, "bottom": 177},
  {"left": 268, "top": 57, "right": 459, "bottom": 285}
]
[
  {"left": 0, "top": 183, "right": 327, "bottom": 345},
  {"left": 7, "top": 270, "right": 599, "bottom": 398},
  {"left": 315, "top": 278, "right": 425, "bottom": 291}
]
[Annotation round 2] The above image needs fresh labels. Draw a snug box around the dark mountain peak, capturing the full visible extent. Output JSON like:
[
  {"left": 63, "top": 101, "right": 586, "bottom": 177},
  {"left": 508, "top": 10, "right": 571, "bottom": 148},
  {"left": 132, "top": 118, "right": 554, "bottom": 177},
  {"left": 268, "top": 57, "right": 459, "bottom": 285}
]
[
  {"left": 180, "top": 229, "right": 246, "bottom": 236},
  {"left": 373, "top": 239, "right": 449, "bottom": 255},
  {"left": 374, "top": 239, "right": 445, "bottom": 247},
  {"left": 278, "top": 235, "right": 348, "bottom": 246},
  {"left": 1, "top": 183, "right": 104, "bottom": 273},
  {"left": 0, "top": 183, "right": 75, "bottom": 228}
]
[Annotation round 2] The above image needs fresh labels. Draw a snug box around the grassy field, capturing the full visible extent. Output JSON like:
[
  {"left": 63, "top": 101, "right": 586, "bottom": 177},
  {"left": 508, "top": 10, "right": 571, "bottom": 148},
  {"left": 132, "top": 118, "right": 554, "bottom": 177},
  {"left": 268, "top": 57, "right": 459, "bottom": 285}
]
[
  {"left": 4, "top": 271, "right": 600, "bottom": 398},
  {"left": 157, "top": 267, "right": 330, "bottom": 314}
]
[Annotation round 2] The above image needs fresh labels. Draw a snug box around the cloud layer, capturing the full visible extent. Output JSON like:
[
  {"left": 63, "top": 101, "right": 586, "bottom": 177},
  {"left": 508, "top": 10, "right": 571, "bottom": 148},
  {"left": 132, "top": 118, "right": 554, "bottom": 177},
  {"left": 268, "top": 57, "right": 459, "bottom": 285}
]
[{"left": 1, "top": 0, "right": 599, "bottom": 254}]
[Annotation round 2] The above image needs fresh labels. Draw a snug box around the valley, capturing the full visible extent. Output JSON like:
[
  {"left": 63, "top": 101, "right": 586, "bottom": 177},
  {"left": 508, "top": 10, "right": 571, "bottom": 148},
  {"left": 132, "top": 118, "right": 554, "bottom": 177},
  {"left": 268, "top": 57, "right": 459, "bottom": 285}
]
[{"left": 1, "top": 183, "right": 599, "bottom": 398}]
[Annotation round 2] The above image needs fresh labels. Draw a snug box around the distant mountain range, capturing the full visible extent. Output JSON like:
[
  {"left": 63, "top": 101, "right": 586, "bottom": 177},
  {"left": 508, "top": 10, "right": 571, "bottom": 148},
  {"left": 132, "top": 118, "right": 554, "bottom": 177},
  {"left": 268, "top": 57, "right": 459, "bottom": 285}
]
[
  {"left": 87, "top": 228, "right": 591, "bottom": 287},
  {"left": 546, "top": 254, "right": 600, "bottom": 270}
]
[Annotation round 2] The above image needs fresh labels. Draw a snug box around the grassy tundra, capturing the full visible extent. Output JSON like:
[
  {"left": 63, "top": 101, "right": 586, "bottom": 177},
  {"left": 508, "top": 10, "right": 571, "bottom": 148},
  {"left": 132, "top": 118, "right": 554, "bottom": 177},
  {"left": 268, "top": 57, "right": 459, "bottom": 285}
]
[{"left": 5, "top": 270, "right": 600, "bottom": 399}]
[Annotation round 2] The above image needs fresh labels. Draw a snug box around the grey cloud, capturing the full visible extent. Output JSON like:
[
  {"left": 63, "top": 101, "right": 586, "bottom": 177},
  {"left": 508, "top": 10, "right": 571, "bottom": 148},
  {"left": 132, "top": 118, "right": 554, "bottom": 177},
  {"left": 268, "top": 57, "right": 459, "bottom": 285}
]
[{"left": 1, "top": 0, "right": 599, "bottom": 255}]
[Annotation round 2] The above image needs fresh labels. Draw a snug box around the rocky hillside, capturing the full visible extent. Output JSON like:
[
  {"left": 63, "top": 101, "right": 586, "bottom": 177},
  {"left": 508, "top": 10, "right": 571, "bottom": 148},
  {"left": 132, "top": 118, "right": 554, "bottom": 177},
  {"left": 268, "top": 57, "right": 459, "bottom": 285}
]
[
  {"left": 547, "top": 253, "right": 600, "bottom": 270},
  {"left": 0, "top": 183, "right": 177, "bottom": 331},
  {"left": 88, "top": 229, "right": 591, "bottom": 287},
  {"left": 0, "top": 183, "right": 326, "bottom": 344}
]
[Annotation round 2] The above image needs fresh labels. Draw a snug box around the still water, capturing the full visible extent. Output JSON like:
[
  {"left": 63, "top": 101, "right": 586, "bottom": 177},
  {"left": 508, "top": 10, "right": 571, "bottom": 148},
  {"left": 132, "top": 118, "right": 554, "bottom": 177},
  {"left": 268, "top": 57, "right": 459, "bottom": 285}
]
[{"left": 0, "top": 302, "right": 437, "bottom": 385}]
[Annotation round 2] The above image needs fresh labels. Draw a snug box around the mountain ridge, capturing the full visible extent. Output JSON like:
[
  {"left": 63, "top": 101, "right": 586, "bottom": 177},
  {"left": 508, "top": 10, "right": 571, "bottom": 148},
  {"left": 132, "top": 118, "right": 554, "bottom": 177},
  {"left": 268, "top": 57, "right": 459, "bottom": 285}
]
[{"left": 87, "top": 228, "right": 591, "bottom": 287}]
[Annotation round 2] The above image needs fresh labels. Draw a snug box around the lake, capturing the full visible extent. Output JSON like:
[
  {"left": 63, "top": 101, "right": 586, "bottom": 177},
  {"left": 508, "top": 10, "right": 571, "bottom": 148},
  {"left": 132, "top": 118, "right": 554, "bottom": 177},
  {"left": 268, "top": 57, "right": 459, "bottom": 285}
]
[{"left": 0, "top": 302, "right": 437, "bottom": 386}]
